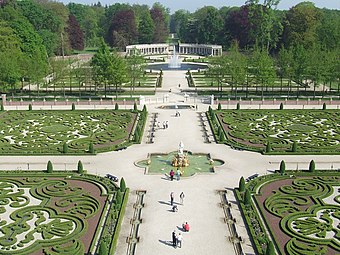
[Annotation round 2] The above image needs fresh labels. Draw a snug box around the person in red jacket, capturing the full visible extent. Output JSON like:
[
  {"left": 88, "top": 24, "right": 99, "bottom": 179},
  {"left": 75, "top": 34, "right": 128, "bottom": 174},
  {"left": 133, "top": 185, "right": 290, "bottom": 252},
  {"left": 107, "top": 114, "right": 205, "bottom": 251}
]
[
  {"left": 183, "top": 222, "right": 190, "bottom": 232},
  {"left": 170, "top": 169, "right": 175, "bottom": 181}
]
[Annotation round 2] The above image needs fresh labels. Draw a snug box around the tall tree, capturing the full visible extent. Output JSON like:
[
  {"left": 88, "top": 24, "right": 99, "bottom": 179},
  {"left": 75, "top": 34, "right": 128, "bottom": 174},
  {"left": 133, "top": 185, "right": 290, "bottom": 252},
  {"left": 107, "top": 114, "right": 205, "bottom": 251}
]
[
  {"left": 246, "top": 0, "right": 282, "bottom": 51},
  {"left": 126, "top": 48, "right": 146, "bottom": 96},
  {"left": 108, "top": 8, "right": 137, "bottom": 49},
  {"left": 283, "top": 2, "right": 321, "bottom": 48},
  {"left": 195, "top": 6, "right": 223, "bottom": 44},
  {"left": 67, "top": 14, "right": 84, "bottom": 50},
  {"left": 137, "top": 7, "right": 154, "bottom": 44},
  {"left": 150, "top": 3, "right": 169, "bottom": 43}
]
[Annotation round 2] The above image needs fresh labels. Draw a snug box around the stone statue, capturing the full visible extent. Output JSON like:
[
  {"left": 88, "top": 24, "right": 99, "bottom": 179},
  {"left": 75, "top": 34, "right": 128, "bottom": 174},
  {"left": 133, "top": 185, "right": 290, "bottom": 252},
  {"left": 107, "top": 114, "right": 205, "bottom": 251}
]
[{"left": 178, "top": 141, "right": 184, "bottom": 155}]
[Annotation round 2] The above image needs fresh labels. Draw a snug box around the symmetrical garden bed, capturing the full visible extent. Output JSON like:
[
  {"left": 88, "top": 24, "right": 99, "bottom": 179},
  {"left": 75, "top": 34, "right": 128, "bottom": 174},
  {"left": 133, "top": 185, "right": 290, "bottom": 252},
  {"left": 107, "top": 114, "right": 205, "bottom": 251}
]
[
  {"left": 0, "top": 171, "right": 127, "bottom": 255},
  {"left": 0, "top": 109, "right": 145, "bottom": 154},
  {"left": 235, "top": 171, "right": 340, "bottom": 255},
  {"left": 209, "top": 109, "right": 340, "bottom": 154}
]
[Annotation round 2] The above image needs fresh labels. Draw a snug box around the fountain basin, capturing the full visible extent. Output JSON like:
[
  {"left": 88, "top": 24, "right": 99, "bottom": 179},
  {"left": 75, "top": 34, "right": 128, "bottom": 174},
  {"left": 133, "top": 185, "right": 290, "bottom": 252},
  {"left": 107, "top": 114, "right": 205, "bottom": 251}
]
[
  {"left": 158, "top": 105, "right": 194, "bottom": 110},
  {"left": 147, "top": 63, "right": 208, "bottom": 71},
  {"left": 135, "top": 151, "right": 224, "bottom": 177}
]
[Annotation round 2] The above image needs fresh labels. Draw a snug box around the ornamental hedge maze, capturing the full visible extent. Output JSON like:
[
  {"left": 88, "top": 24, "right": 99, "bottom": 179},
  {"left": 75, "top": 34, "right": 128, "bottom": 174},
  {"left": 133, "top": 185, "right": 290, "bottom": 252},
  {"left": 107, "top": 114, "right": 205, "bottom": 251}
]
[
  {"left": 0, "top": 109, "right": 146, "bottom": 155},
  {"left": 236, "top": 171, "right": 340, "bottom": 255},
  {"left": 0, "top": 171, "right": 128, "bottom": 255},
  {"left": 209, "top": 109, "right": 340, "bottom": 154}
]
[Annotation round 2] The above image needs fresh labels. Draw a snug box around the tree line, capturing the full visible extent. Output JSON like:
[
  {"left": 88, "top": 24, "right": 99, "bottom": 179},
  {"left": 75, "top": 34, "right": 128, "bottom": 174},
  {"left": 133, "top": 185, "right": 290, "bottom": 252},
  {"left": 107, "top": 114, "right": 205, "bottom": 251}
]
[{"left": 0, "top": 0, "right": 339, "bottom": 93}]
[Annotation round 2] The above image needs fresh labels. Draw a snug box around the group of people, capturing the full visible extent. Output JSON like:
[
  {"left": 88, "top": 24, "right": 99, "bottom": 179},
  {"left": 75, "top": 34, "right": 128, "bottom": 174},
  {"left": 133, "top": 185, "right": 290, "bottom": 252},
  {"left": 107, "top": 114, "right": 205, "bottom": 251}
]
[
  {"left": 175, "top": 111, "right": 181, "bottom": 117},
  {"left": 170, "top": 192, "right": 188, "bottom": 248},
  {"left": 169, "top": 168, "right": 182, "bottom": 181},
  {"left": 157, "top": 121, "right": 169, "bottom": 129}
]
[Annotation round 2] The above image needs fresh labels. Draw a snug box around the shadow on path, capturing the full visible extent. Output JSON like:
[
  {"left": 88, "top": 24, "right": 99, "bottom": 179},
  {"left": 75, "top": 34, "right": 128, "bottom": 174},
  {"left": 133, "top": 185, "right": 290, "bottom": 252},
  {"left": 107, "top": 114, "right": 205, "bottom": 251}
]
[{"left": 159, "top": 239, "right": 175, "bottom": 248}]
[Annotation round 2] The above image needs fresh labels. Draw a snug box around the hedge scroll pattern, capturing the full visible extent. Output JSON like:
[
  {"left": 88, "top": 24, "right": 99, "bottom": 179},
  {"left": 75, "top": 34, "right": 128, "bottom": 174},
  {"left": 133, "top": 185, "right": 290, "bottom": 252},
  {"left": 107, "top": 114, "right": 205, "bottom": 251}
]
[
  {"left": 0, "top": 175, "right": 107, "bottom": 255},
  {"left": 216, "top": 110, "right": 340, "bottom": 154},
  {"left": 0, "top": 110, "right": 137, "bottom": 154},
  {"left": 263, "top": 176, "right": 340, "bottom": 254}
]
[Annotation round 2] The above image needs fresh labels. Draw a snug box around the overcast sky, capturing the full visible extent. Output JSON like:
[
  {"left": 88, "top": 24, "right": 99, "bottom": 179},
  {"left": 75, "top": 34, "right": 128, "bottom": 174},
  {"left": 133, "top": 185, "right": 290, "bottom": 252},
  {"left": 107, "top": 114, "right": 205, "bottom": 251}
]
[{"left": 59, "top": 0, "right": 339, "bottom": 13}]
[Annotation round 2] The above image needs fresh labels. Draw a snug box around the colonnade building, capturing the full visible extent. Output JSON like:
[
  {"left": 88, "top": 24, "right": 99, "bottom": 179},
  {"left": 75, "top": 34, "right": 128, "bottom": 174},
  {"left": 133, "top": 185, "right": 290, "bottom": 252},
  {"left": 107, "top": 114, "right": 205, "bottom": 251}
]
[{"left": 126, "top": 43, "right": 222, "bottom": 56}]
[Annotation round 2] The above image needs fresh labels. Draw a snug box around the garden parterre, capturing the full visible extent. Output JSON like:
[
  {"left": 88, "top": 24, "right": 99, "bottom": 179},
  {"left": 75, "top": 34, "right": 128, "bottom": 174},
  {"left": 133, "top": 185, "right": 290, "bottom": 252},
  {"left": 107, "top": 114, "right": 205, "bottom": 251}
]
[
  {"left": 214, "top": 109, "right": 340, "bottom": 154},
  {"left": 236, "top": 171, "right": 340, "bottom": 255},
  {"left": 0, "top": 110, "right": 139, "bottom": 154}
]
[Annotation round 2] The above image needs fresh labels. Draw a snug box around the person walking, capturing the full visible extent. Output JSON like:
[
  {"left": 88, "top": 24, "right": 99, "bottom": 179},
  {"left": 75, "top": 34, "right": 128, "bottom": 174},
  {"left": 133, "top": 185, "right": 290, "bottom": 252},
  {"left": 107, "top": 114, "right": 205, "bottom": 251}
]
[
  {"left": 177, "top": 233, "right": 183, "bottom": 248},
  {"left": 176, "top": 169, "right": 181, "bottom": 181},
  {"left": 180, "top": 192, "right": 185, "bottom": 205},
  {"left": 169, "top": 169, "right": 174, "bottom": 181},
  {"left": 170, "top": 192, "right": 174, "bottom": 206},
  {"left": 172, "top": 230, "right": 177, "bottom": 248}
]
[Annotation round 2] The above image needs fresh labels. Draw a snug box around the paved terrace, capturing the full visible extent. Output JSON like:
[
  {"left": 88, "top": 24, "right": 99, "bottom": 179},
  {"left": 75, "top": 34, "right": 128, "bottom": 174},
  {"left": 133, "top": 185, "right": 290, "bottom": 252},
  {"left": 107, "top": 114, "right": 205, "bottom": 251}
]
[{"left": 1, "top": 70, "right": 340, "bottom": 255}]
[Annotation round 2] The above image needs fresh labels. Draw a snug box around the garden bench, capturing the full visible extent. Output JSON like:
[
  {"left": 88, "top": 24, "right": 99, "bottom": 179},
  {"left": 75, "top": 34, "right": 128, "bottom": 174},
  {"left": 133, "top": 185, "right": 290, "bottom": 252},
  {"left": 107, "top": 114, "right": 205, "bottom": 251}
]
[
  {"left": 105, "top": 174, "right": 118, "bottom": 182},
  {"left": 246, "top": 173, "right": 259, "bottom": 182}
]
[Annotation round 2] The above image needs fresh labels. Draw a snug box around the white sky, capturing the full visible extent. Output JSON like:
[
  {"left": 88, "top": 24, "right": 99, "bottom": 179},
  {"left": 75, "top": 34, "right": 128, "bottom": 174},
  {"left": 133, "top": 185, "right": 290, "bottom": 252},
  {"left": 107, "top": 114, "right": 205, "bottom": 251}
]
[{"left": 59, "top": 0, "right": 340, "bottom": 13}]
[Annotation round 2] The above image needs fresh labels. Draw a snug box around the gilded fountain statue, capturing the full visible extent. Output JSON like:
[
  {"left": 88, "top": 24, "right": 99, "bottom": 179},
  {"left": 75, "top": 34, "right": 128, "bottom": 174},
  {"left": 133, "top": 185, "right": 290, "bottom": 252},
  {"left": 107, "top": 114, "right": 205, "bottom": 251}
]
[{"left": 172, "top": 141, "right": 189, "bottom": 167}]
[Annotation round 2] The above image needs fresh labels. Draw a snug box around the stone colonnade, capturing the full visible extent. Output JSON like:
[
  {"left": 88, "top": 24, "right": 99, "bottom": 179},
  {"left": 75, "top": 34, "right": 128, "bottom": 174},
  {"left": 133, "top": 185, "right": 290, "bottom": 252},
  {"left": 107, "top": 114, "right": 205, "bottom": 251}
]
[{"left": 126, "top": 43, "right": 222, "bottom": 56}]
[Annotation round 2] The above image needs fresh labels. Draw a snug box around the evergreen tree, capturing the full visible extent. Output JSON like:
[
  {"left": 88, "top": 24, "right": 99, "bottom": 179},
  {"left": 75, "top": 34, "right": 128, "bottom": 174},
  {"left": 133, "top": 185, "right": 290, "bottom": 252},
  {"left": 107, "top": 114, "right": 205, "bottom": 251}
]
[
  {"left": 244, "top": 189, "right": 252, "bottom": 205},
  {"left": 291, "top": 141, "right": 297, "bottom": 152},
  {"left": 266, "top": 142, "right": 272, "bottom": 153},
  {"left": 280, "top": 160, "right": 286, "bottom": 175},
  {"left": 63, "top": 142, "right": 68, "bottom": 153},
  {"left": 217, "top": 103, "right": 221, "bottom": 110},
  {"left": 77, "top": 160, "right": 83, "bottom": 174},
  {"left": 98, "top": 241, "right": 108, "bottom": 255},
  {"left": 89, "top": 143, "right": 94, "bottom": 154},
  {"left": 120, "top": 177, "right": 126, "bottom": 192},
  {"left": 280, "top": 102, "right": 284, "bottom": 110},
  {"left": 239, "top": 176, "right": 245, "bottom": 192},
  {"left": 115, "top": 103, "right": 119, "bottom": 110},
  {"left": 266, "top": 241, "right": 275, "bottom": 255},
  {"left": 322, "top": 102, "right": 326, "bottom": 110},
  {"left": 47, "top": 160, "right": 53, "bottom": 173},
  {"left": 309, "top": 160, "right": 315, "bottom": 172}
]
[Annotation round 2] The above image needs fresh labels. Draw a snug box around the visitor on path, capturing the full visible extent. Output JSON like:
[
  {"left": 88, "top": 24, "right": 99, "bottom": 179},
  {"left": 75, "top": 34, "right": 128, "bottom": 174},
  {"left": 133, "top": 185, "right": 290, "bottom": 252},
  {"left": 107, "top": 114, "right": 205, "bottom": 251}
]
[
  {"left": 170, "top": 169, "right": 175, "bottom": 181},
  {"left": 172, "top": 205, "right": 178, "bottom": 212},
  {"left": 176, "top": 169, "right": 181, "bottom": 181},
  {"left": 166, "top": 121, "right": 169, "bottom": 129},
  {"left": 183, "top": 222, "right": 190, "bottom": 232},
  {"left": 180, "top": 192, "right": 185, "bottom": 205},
  {"left": 177, "top": 233, "right": 182, "bottom": 248},
  {"left": 170, "top": 192, "right": 174, "bottom": 206},
  {"left": 163, "top": 121, "right": 166, "bottom": 129},
  {"left": 172, "top": 230, "right": 177, "bottom": 247}
]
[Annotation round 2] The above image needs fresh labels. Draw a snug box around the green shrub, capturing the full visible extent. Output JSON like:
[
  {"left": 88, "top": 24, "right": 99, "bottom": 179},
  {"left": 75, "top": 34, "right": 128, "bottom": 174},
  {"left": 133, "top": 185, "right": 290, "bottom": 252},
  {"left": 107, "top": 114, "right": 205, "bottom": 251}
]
[
  {"left": 120, "top": 178, "right": 126, "bottom": 192},
  {"left": 280, "top": 160, "right": 286, "bottom": 175},
  {"left": 77, "top": 160, "right": 83, "bottom": 174},
  {"left": 239, "top": 177, "right": 245, "bottom": 192},
  {"left": 309, "top": 160, "right": 315, "bottom": 172},
  {"left": 28, "top": 104, "right": 32, "bottom": 111},
  {"left": 133, "top": 102, "right": 137, "bottom": 111},
  {"left": 265, "top": 241, "right": 275, "bottom": 255},
  {"left": 280, "top": 103, "right": 283, "bottom": 110},
  {"left": 236, "top": 103, "right": 240, "bottom": 110},
  {"left": 217, "top": 103, "right": 221, "bottom": 110},
  {"left": 0, "top": 104, "right": 4, "bottom": 111},
  {"left": 244, "top": 189, "right": 252, "bottom": 205},
  {"left": 72, "top": 103, "right": 75, "bottom": 111},
  {"left": 115, "top": 191, "right": 122, "bottom": 209},
  {"left": 62, "top": 143, "right": 68, "bottom": 154},
  {"left": 265, "top": 142, "right": 271, "bottom": 153},
  {"left": 219, "top": 132, "right": 225, "bottom": 142},
  {"left": 115, "top": 103, "right": 119, "bottom": 110},
  {"left": 291, "top": 141, "right": 297, "bottom": 152},
  {"left": 47, "top": 161, "right": 53, "bottom": 173},
  {"left": 89, "top": 143, "right": 95, "bottom": 154},
  {"left": 322, "top": 102, "right": 326, "bottom": 110},
  {"left": 142, "top": 105, "right": 147, "bottom": 112},
  {"left": 98, "top": 241, "right": 108, "bottom": 255}
]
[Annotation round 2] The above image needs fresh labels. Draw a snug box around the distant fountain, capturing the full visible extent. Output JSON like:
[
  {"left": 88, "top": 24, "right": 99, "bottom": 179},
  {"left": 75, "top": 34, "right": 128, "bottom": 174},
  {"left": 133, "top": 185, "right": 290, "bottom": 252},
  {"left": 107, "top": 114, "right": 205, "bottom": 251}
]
[{"left": 168, "top": 48, "right": 181, "bottom": 69}]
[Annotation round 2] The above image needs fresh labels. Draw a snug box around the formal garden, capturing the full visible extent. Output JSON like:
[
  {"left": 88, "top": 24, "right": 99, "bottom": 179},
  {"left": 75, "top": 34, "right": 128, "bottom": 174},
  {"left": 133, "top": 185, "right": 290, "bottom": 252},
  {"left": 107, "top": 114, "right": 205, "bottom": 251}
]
[
  {"left": 235, "top": 165, "right": 340, "bottom": 255},
  {"left": 208, "top": 108, "right": 340, "bottom": 154},
  {"left": 0, "top": 165, "right": 128, "bottom": 255},
  {"left": 0, "top": 107, "right": 147, "bottom": 155}
]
